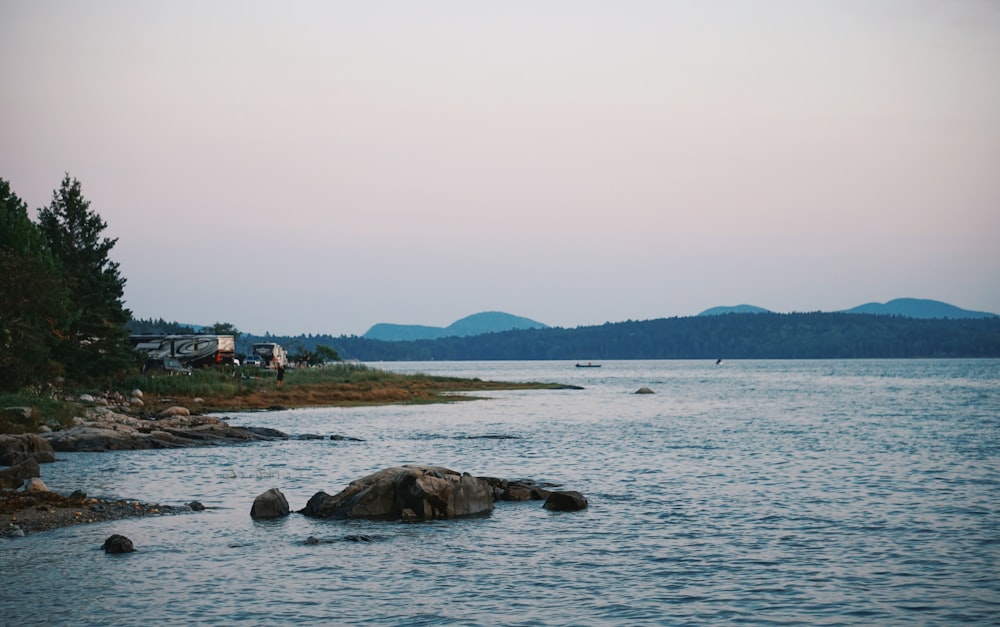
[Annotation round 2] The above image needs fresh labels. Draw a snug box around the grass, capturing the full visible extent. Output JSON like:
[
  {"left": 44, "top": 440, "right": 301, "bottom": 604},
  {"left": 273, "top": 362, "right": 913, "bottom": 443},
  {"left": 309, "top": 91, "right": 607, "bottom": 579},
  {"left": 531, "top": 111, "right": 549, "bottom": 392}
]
[
  {"left": 0, "top": 363, "right": 573, "bottom": 432},
  {"left": 0, "top": 393, "right": 79, "bottom": 434}
]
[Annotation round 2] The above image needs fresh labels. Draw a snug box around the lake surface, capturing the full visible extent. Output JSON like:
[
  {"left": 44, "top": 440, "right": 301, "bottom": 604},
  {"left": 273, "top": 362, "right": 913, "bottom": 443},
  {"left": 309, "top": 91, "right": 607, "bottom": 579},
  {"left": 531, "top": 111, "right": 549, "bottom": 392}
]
[{"left": 3, "top": 359, "right": 999, "bottom": 625}]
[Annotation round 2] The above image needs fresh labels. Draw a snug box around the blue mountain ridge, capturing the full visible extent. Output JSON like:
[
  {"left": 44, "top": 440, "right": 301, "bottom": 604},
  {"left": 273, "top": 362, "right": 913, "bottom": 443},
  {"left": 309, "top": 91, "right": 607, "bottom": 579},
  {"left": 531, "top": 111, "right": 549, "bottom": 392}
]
[
  {"left": 698, "top": 298, "right": 996, "bottom": 319},
  {"left": 698, "top": 305, "right": 773, "bottom": 316},
  {"left": 363, "top": 311, "right": 548, "bottom": 341}
]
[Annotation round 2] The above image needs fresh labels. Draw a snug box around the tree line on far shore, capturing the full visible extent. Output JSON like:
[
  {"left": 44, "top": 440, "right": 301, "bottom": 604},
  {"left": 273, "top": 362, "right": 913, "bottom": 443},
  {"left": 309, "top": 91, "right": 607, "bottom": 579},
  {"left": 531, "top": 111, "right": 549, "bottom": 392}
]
[{"left": 241, "top": 312, "right": 1000, "bottom": 362}]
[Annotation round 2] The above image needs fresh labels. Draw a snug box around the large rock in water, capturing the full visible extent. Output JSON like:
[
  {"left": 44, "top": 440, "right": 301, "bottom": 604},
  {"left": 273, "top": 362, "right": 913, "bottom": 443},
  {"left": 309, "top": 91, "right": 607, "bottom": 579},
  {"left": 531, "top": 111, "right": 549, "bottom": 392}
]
[
  {"left": 300, "top": 465, "right": 494, "bottom": 520},
  {"left": 251, "top": 488, "right": 290, "bottom": 519},
  {"left": 0, "top": 457, "right": 40, "bottom": 489}
]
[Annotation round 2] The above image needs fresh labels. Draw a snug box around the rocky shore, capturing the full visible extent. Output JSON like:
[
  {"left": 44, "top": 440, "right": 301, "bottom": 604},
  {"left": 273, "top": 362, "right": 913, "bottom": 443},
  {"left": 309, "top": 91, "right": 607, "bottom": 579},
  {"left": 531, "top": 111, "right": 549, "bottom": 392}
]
[
  {"left": 2, "top": 489, "right": 199, "bottom": 537},
  {"left": 42, "top": 405, "right": 286, "bottom": 452},
  {"left": 2, "top": 392, "right": 279, "bottom": 536}
]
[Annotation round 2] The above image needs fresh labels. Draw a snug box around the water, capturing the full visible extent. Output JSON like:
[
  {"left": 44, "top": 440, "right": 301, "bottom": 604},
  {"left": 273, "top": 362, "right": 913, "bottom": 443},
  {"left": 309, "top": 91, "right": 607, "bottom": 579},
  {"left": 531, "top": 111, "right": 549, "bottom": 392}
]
[{"left": 2, "top": 359, "right": 998, "bottom": 625}]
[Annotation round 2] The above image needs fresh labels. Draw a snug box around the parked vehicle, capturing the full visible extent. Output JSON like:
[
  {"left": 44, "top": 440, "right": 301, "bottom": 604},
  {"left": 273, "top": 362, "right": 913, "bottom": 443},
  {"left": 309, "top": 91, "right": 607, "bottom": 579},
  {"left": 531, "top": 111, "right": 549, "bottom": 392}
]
[
  {"left": 130, "top": 334, "right": 236, "bottom": 368},
  {"left": 251, "top": 342, "right": 288, "bottom": 369},
  {"left": 244, "top": 355, "right": 263, "bottom": 368},
  {"left": 142, "top": 356, "right": 192, "bottom": 375}
]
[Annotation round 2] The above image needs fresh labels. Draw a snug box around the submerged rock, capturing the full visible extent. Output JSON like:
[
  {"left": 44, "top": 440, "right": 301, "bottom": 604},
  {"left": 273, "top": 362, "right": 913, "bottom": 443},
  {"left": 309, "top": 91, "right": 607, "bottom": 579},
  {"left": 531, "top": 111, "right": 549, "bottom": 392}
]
[
  {"left": 543, "top": 490, "right": 589, "bottom": 512},
  {"left": 102, "top": 534, "right": 135, "bottom": 554},
  {"left": 300, "top": 465, "right": 494, "bottom": 521}
]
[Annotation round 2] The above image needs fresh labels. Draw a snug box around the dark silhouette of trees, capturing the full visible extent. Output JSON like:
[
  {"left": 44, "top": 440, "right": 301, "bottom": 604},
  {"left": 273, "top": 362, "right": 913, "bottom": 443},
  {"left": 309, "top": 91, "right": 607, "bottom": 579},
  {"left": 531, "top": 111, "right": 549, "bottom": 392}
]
[
  {"left": 0, "top": 179, "right": 70, "bottom": 390},
  {"left": 36, "top": 175, "right": 134, "bottom": 384},
  {"left": 239, "top": 313, "right": 1000, "bottom": 362}
]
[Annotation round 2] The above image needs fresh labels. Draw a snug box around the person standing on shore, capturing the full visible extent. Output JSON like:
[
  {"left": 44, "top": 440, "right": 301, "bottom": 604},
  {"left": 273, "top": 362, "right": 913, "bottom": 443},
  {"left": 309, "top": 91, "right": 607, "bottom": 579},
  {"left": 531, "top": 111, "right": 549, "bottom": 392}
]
[{"left": 276, "top": 362, "right": 285, "bottom": 389}]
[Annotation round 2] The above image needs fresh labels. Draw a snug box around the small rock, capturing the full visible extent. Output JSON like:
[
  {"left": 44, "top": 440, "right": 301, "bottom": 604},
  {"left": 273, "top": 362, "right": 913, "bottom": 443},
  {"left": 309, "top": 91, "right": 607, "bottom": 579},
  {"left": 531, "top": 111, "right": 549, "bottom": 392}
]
[
  {"left": 192, "top": 397, "right": 204, "bottom": 403},
  {"left": 635, "top": 387, "right": 655, "bottom": 394},
  {"left": 79, "top": 394, "right": 95, "bottom": 403},
  {"left": 102, "top": 534, "right": 135, "bottom": 554},
  {"left": 129, "top": 398, "right": 144, "bottom": 408},
  {"left": 37, "top": 425, "right": 52, "bottom": 434},
  {"left": 157, "top": 406, "right": 190, "bottom": 419},
  {"left": 5, "top": 524, "right": 25, "bottom": 538},
  {"left": 305, "top": 536, "right": 321, "bottom": 545},
  {"left": 22, "top": 477, "right": 48, "bottom": 492},
  {"left": 131, "top": 389, "right": 143, "bottom": 399}
]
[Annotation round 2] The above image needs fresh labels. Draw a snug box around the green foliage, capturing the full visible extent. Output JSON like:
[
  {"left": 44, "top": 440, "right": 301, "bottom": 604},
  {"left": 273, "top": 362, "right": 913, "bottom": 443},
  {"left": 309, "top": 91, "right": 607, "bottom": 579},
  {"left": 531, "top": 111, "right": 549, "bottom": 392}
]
[
  {"left": 120, "top": 366, "right": 247, "bottom": 398},
  {"left": 127, "top": 317, "right": 197, "bottom": 334},
  {"left": 37, "top": 175, "right": 134, "bottom": 385},
  {"left": 0, "top": 179, "right": 70, "bottom": 390},
  {"left": 288, "top": 343, "right": 341, "bottom": 366},
  {"left": 0, "top": 392, "right": 78, "bottom": 433},
  {"left": 205, "top": 321, "right": 240, "bottom": 338},
  {"left": 314, "top": 344, "right": 340, "bottom": 362}
]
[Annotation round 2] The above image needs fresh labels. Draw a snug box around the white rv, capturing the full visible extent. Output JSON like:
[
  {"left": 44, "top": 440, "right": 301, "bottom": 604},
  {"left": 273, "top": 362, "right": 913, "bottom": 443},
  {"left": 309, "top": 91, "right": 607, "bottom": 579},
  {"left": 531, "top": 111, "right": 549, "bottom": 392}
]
[{"left": 251, "top": 342, "right": 288, "bottom": 368}]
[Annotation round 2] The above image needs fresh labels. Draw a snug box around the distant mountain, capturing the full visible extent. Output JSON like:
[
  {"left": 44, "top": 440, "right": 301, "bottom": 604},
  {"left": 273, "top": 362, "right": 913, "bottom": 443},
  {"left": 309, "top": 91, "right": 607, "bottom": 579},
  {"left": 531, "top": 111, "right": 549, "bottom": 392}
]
[
  {"left": 364, "top": 311, "right": 548, "bottom": 341},
  {"left": 698, "top": 304, "right": 772, "bottom": 316},
  {"left": 840, "top": 298, "right": 997, "bottom": 319}
]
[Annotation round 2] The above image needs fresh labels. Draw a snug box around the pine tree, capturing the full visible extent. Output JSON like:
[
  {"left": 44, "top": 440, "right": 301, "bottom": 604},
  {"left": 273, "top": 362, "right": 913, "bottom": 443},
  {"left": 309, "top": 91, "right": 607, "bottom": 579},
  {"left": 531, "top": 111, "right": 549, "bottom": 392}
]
[
  {"left": 0, "top": 178, "right": 70, "bottom": 390},
  {"left": 37, "top": 175, "right": 134, "bottom": 384}
]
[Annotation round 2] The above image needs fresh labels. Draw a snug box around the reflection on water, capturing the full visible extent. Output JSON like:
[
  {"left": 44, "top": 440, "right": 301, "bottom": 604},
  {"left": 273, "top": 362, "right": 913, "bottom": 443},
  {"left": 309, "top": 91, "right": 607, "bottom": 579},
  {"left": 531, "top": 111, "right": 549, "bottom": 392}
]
[{"left": 3, "top": 360, "right": 999, "bottom": 626}]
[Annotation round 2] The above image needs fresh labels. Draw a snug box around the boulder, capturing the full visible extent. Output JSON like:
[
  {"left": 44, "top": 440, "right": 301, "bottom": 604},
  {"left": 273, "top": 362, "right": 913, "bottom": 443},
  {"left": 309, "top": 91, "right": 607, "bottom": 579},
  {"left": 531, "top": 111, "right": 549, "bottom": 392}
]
[
  {"left": 102, "top": 534, "right": 135, "bottom": 554},
  {"left": 157, "top": 406, "right": 190, "bottom": 419},
  {"left": 635, "top": 387, "right": 655, "bottom": 394},
  {"left": 0, "top": 433, "right": 57, "bottom": 465},
  {"left": 0, "top": 457, "right": 40, "bottom": 489},
  {"left": 23, "top": 477, "right": 48, "bottom": 492},
  {"left": 543, "top": 490, "right": 589, "bottom": 512},
  {"left": 251, "top": 488, "right": 290, "bottom": 519},
  {"left": 130, "top": 389, "right": 143, "bottom": 399},
  {"left": 300, "top": 465, "right": 494, "bottom": 520}
]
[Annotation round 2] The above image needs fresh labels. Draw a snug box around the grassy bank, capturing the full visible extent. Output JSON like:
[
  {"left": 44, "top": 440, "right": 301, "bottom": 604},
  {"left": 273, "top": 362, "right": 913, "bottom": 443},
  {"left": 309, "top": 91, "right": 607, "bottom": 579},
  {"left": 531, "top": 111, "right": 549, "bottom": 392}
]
[{"left": 1, "top": 363, "right": 572, "bottom": 433}]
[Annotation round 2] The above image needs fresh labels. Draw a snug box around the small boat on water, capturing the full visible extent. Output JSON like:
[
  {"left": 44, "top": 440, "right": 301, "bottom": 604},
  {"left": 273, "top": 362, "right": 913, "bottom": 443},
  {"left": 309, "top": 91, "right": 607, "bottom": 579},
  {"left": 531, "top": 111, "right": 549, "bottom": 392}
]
[{"left": 575, "top": 362, "right": 601, "bottom": 368}]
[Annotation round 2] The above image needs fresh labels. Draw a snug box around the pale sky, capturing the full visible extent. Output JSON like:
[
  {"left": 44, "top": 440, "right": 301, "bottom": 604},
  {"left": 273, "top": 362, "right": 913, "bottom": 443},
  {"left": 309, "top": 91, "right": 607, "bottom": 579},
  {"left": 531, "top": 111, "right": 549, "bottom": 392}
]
[{"left": 2, "top": 0, "right": 998, "bottom": 336}]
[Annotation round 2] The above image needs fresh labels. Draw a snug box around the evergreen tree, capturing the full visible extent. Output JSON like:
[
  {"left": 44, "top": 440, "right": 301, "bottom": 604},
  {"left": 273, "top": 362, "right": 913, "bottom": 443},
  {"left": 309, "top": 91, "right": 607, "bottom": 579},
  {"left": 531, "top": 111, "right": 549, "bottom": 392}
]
[
  {"left": 37, "top": 175, "right": 134, "bottom": 384},
  {"left": 0, "top": 178, "right": 69, "bottom": 390}
]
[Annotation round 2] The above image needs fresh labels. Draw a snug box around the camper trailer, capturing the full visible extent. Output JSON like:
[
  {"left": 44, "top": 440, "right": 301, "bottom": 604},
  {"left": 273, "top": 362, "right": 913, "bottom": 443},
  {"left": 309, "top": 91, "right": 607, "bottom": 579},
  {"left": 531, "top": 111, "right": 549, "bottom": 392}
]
[
  {"left": 251, "top": 342, "right": 288, "bottom": 369},
  {"left": 131, "top": 334, "right": 236, "bottom": 369}
]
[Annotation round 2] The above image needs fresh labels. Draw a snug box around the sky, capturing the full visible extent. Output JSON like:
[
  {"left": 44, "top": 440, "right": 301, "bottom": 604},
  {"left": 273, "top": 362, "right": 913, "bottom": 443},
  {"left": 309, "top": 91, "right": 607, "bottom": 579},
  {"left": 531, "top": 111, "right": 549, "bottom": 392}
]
[{"left": 2, "top": 0, "right": 998, "bottom": 336}]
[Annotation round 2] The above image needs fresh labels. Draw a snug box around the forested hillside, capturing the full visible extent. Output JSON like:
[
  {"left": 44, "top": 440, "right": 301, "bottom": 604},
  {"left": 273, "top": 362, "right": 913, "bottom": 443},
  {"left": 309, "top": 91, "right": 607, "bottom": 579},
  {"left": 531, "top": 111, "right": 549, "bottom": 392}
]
[{"left": 245, "top": 313, "right": 1000, "bottom": 362}]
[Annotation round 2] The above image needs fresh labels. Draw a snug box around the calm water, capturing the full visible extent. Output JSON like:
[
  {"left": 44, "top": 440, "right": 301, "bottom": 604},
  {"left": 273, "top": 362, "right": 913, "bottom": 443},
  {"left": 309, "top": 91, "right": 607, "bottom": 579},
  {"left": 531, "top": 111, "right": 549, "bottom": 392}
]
[{"left": 2, "top": 359, "right": 998, "bottom": 625}]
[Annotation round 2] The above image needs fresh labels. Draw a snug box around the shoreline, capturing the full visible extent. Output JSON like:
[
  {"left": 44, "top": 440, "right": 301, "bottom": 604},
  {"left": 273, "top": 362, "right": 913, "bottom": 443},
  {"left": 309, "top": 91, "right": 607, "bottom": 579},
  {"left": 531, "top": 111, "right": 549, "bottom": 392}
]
[
  {"left": 2, "top": 376, "right": 579, "bottom": 536},
  {"left": 2, "top": 489, "right": 198, "bottom": 536}
]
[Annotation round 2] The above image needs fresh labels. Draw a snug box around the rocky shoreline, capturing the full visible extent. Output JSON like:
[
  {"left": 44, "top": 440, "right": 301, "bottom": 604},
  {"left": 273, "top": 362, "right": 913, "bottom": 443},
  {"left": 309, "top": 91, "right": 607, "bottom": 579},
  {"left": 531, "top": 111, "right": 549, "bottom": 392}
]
[
  {"left": 2, "top": 392, "right": 281, "bottom": 536},
  {"left": 2, "top": 489, "right": 200, "bottom": 537}
]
